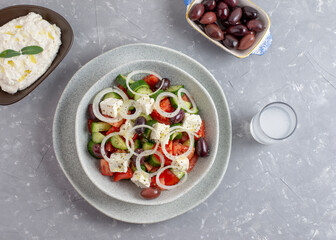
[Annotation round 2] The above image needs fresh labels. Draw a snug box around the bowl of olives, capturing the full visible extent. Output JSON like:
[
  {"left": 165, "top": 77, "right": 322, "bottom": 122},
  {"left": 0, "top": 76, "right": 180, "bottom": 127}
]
[{"left": 185, "top": 0, "right": 271, "bottom": 58}]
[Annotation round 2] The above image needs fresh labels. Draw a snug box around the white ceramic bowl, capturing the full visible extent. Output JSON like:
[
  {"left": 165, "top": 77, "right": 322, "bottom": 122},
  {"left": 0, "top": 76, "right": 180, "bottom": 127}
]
[
  {"left": 75, "top": 60, "right": 219, "bottom": 205},
  {"left": 185, "top": 0, "right": 272, "bottom": 58}
]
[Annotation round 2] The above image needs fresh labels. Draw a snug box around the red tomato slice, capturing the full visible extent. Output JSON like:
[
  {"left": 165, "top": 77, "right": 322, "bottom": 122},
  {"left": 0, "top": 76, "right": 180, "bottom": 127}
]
[
  {"left": 180, "top": 132, "right": 189, "bottom": 144},
  {"left": 106, "top": 126, "right": 120, "bottom": 135},
  {"left": 188, "top": 154, "right": 198, "bottom": 172},
  {"left": 182, "top": 94, "right": 191, "bottom": 102},
  {"left": 150, "top": 109, "right": 170, "bottom": 125},
  {"left": 195, "top": 121, "right": 205, "bottom": 140},
  {"left": 159, "top": 169, "right": 180, "bottom": 186},
  {"left": 132, "top": 133, "right": 138, "bottom": 142},
  {"left": 172, "top": 142, "right": 195, "bottom": 160},
  {"left": 150, "top": 176, "right": 165, "bottom": 190},
  {"left": 144, "top": 162, "right": 153, "bottom": 172},
  {"left": 111, "top": 119, "right": 125, "bottom": 128},
  {"left": 88, "top": 119, "right": 93, "bottom": 134},
  {"left": 100, "top": 159, "right": 114, "bottom": 176},
  {"left": 105, "top": 141, "right": 117, "bottom": 153},
  {"left": 114, "top": 167, "right": 133, "bottom": 182},
  {"left": 157, "top": 141, "right": 173, "bottom": 166},
  {"left": 144, "top": 74, "right": 160, "bottom": 90},
  {"left": 160, "top": 97, "right": 175, "bottom": 112}
]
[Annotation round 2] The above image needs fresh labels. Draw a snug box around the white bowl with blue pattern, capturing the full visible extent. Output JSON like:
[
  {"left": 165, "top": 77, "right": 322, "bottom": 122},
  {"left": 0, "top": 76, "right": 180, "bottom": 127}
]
[{"left": 185, "top": 0, "right": 272, "bottom": 58}]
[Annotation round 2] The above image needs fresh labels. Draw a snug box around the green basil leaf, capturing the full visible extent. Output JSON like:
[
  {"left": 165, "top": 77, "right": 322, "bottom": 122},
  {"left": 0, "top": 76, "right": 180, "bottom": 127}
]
[
  {"left": 21, "top": 46, "right": 44, "bottom": 55},
  {"left": 0, "top": 49, "right": 21, "bottom": 58}
]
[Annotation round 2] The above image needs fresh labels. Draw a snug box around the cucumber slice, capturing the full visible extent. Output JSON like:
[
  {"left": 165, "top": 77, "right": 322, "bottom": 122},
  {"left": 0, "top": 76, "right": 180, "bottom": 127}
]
[
  {"left": 148, "top": 155, "right": 161, "bottom": 167},
  {"left": 102, "top": 92, "right": 121, "bottom": 100},
  {"left": 140, "top": 113, "right": 152, "bottom": 121},
  {"left": 115, "top": 74, "right": 134, "bottom": 88},
  {"left": 92, "top": 132, "right": 105, "bottom": 143},
  {"left": 127, "top": 79, "right": 150, "bottom": 98},
  {"left": 134, "top": 139, "right": 142, "bottom": 149},
  {"left": 91, "top": 122, "right": 111, "bottom": 132},
  {"left": 150, "top": 89, "right": 164, "bottom": 100},
  {"left": 87, "top": 140, "right": 99, "bottom": 158},
  {"left": 170, "top": 132, "right": 183, "bottom": 141},
  {"left": 110, "top": 135, "right": 127, "bottom": 150},
  {"left": 171, "top": 168, "right": 185, "bottom": 179},
  {"left": 167, "top": 85, "right": 184, "bottom": 94},
  {"left": 143, "top": 120, "right": 158, "bottom": 139},
  {"left": 183, "top": 139, "right": 190, "bottom": 147},
  {"left": 143, "top": 142, "right": 155, "bottom": 151},
  {"left": 147, "top": 120, "right": 158, "bottom": 126},
  {"left": 134, "top": 87, "right": 153, "bottom": 100},
  {"left": 169, "top": 123, "right": 182, "bottom": 140},
  {"left": 169, "top": 95, "right": 192, "bottom": 111}
]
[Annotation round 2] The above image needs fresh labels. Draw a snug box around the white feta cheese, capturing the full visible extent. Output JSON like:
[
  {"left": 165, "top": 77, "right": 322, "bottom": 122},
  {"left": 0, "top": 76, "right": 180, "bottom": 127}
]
[
  {"left": 136, "top": 95, "right": 155, "bottom": 115},
  {"left": 107, "top": 153, "right": 131, "bottom": 173},
  {"left": 99, "top": 98, "right": 123, "bottom": 118},
  {"left": 172, "top": 156, "right": 189, "bottom": 172},
  {"left": 119, "top": 119, "right": 134, "bottom": 137},
  {"left": 151, "top": 123, "right": 170, "bottom": 142},
  {"left": 182, "top": 113, "right": 202, "bottom": 133},
  {"left": 131, "top": 170, "right": 151, "bottom": 188}
]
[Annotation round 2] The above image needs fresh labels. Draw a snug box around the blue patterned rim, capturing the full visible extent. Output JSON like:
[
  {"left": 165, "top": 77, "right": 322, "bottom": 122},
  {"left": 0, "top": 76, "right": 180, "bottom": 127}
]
[{"left": 184, "top": 0, "right": 193, "bottom": 6}]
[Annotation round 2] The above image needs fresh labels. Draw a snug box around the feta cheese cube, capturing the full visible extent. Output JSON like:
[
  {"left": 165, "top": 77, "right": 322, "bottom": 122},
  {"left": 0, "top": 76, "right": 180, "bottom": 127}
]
[
  {"left": 99, "top": 98, "right": 123, "bottom": 118},
  {"left": 136, "top": 95, "right": 155, "bottom": 115},
  {"left": 182, "top": 113, "right": 202, "bottom": 133},
  {"left": 107, "top": 153, "right": 131, "bottom": 173},
  {"left": 151, "top": 123, "right": 170, "bottom": 142},
  {"left": 119, "top": 119, "right": 134, "bottom": 137},
  {"left": 131, "top": 170, "right": 151, "bottom": 188},
  {"left": 172, "top": 156, "right": 189, "bottom": 172}
]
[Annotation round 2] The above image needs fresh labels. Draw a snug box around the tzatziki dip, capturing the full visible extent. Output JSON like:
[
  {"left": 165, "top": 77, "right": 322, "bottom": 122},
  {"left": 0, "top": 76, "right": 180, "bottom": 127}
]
[{"left": 0, "top": 12, "right": 61, "bottom": 94}]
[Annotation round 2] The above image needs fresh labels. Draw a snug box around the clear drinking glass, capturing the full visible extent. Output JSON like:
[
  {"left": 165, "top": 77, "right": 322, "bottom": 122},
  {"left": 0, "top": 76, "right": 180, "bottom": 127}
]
[{"left": 250, "top": 102, "right": 297, "bottom": 144}]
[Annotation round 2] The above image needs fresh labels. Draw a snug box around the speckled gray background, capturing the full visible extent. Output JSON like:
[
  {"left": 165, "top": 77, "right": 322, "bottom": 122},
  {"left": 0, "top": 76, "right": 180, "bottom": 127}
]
[{"left": 1, "top": 0, "right": 336, "bottom": 239}]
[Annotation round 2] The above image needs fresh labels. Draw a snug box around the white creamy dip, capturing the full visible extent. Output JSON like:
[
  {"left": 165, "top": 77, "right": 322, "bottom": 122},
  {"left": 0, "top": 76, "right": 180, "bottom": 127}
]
[{"left": 0, "top": 12, "right": 61, "bottom": 94}]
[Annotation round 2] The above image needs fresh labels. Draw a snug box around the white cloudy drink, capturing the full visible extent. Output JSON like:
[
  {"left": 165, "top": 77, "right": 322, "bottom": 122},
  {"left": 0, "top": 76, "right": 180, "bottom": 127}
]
[{"left": 250, "top": 102, "right": 297, "bottom": 144}]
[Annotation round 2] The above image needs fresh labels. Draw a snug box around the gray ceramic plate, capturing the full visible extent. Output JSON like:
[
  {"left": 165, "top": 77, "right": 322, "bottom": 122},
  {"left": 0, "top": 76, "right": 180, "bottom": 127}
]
[
  {"left": 53, "top": 43, "right": 231, "bottom": 223},
  {"left": 75, "top": 60, "right": 219, "bottom": 205}
]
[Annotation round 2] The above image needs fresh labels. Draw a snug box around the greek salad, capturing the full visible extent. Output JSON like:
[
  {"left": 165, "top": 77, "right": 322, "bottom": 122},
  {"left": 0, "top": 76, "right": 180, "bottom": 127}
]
[{"left": 87, "top": 70, "right": 209, "bottom": 200}]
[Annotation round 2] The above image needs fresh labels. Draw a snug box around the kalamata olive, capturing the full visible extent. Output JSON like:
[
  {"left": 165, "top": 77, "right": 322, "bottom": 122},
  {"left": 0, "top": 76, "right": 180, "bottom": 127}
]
[
  {"left": 170, "top": 109, "right": 185, "bottom": 124},
  {"left": 224, "top": 0, "right": 238, "bottom": 8},
  {"left": 240, "top": 16, "right": 247, "bottom": 25},
  {"left": 204, "top": 23, "right": 224, "bottom": 41},
  {"left": 88, "top": 104, "right": 97, "bottom": 120},
  {"left": 227, "top": 24, "right": 248, "bottom": 37},
  {"left": 228, "top": 7, "right": 242, "bottom": 25},
  {"left": 223, "top": 34, "right": 239, "bottom": 49},
  {"left": 154, "top": 78, "right": 170, "bottom": 91},
  {"left": 131, "top": 148, "right": 145, "bottom": 166},
  {"left": 242, "top": 6, "right": 259, "bottom": 20},
  {"left": 141, "top": 187, "right": 161, "bottom": 199},
  {"left": 189, "top": 4, "right": 205, "bottom": 21},
  {"left": 93, "top": 144, "right": 103, "bottom": 158},
  {"left": 221, "top": 20, "right": 230, "bottom": 28},
  {"left": 134, "top": 116, "right": 146, "bottom": 135},
  {"left": 203, "top": 0, "right": 216, "bottom": 11},
  {"left": 246, "top": 19, "right": 264, "bottom": 33},
  {"left": 196, "top": 137, "right": 209, "bottom": 157},
  {"left": 216, "top": 2, "right": 229, "bottom": 20},
  {"left": 200, "top": 11, "right": 217, "bottom": 24},
  {"left": 238, "top": 33, "right": 255, "bottom": 50}
]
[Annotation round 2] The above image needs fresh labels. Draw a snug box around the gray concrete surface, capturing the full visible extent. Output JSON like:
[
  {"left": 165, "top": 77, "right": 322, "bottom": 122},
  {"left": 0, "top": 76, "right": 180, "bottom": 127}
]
[{"left": 1, "top": 0, "right": 336, "bottom": 239}]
